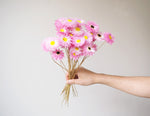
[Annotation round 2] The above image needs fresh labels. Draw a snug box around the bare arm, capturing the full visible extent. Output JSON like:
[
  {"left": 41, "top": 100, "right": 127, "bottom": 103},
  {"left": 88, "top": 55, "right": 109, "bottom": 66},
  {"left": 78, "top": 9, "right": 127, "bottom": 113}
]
[{"left": 66, "top": 67, "right": 150, "bottom": 98}]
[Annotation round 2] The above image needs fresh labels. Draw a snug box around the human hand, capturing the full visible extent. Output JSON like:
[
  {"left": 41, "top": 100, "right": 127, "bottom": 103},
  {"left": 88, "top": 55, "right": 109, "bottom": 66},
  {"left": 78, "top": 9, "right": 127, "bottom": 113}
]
[{"left": 66, "top": 67, "right": 98, "bottom": 86}]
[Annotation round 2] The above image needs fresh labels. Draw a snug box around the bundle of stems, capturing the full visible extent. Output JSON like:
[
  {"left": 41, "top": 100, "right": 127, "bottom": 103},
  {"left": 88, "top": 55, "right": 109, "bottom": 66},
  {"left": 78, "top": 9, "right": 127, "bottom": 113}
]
[
  {"left": 52, "top": 48, "right": 87, "bottom": 105},
  {"left": 51, "top": 41, "right": 105, "bottom": 105}
]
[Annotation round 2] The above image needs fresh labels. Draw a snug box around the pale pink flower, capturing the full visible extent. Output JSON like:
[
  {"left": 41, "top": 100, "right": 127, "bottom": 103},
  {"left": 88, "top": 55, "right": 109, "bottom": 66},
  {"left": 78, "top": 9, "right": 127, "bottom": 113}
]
[
  {"left": 94, "top": 32, "right": 104, "bottom": 41},
  {"left": 58, "top": 35, "right": 71, "bottom": 47},
  {"left": 69, "top": 46, "right": 82, "bottom": 55},
  {"left": 72, "top": 26, "right": 84, "bottom": 37},
  {"left": 68, "top": 33, "right": 74, "bottom": 38},
  {"left": 88, "top": 32, "right": 96, "bottom": 42},
  {"left": 103, "top": 32, "right": 114, "bottom": 44},
  {"left": 55, "top": 17, "right": 77, "bottom": 29},
  {"left": 69, "top": 49, "right": 80, "bottom": 60},
  {"left": 82, "top": 43, "right": 97, "bottom": 56},
  {"left": 55, "top": 17, "right": 76, "bottom": 28},
  {"left": 72, "top": 36, "right": 85, "bottom": 47},
  {"left": 85, "top": 21, "right": 99, "bottom": 34},
  {"left": 51, "top": 49, "right": 64, "bottom": 60},
  {"left": 56, "top": 26, "right": 68, "bottom": 36},
  {"left": 63, "top": 18, "right": 77, "bottom": 28},
  {"left": 55, "top": 18, "right": 66, "bottom": 29},
  {"left": 42, "top": 37, "right": 59, "bottom": 51},
  {"left": 75, "top": 18, "right": 85, "bottom": 26},
  {"left": 82, "top": 32, "right": 93, "bottom": 44}
]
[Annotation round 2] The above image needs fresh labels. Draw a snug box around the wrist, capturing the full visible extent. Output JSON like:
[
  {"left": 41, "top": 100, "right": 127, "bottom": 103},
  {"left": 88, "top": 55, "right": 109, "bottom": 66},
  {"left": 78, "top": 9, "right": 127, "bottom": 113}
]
[{"left": 93, "top": 73, "right": 109, "bottom": 84}]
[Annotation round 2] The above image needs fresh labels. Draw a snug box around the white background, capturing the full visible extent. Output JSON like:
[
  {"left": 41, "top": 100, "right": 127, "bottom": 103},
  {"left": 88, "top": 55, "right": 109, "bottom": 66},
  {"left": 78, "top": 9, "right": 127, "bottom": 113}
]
[{"left": 0, "top": 0, "right": 150, "bottom": 116}]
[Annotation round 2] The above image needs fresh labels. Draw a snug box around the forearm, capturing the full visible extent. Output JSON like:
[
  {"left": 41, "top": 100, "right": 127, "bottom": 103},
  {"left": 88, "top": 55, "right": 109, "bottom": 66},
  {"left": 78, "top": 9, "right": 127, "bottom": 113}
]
[{"left": 94, "top": 74, "right": 150, "bottom": 98}]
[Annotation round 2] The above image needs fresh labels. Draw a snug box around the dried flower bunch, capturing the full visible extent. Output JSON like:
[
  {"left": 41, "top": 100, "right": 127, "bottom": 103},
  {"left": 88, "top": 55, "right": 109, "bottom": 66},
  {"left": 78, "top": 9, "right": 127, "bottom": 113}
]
[{"left": 42, "top": 17, "right": 114, "bottom": 104}]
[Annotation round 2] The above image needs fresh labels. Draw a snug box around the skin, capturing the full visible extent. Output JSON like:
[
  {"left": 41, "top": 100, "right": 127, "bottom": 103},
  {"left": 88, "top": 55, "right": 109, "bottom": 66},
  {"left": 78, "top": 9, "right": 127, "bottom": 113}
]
[{"left": 66, "top": 67, "right": 150, "bottom": 98}]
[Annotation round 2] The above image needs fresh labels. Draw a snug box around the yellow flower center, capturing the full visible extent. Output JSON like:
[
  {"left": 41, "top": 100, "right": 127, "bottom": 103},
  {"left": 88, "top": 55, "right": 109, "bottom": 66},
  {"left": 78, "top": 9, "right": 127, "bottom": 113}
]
[
  {"left": 77, "top": 20, "right": 81, "bottom": 23},
  {"left": 109, "top": 35, "right": 112, "bottom": 39},
  {"left": 76, "top": 39, "right": 81, "bottom": 43},
  {"left": 67, "top": 19, "right": 72, "bottom": 22},
  {"left": 75, "top": 47, "right": 79, "bottom": 50},
  {"left": 50, "top": 41, "right": 55, "bottom": 46},
  {"left": 75, "top": 27, "right": 80, "bottom": 31},
  {"left": 84, "top": 36, "right": 88, "bottom": 40},
  {"left": 63, "top": 37, "right": 68, "bottom": 42},
  {"left": 73, "top": 53, "right": 76, "bottom": 56},
  {"left": 60, "top": 29, "right": 65, "bottom": 32},
  {"left": 91, "top": 32, "right": 93, "bottom": 35},
  {"left": 70, "top": 33, "right": 73, "bottom": 36}
]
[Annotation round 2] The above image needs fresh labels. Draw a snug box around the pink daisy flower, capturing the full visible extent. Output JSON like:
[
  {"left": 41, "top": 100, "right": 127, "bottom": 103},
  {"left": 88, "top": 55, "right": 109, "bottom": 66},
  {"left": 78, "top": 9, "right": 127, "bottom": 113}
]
[
  {"left": 72, "top": 26, "right": 84, "bottom": 37},
  {"left": 63, "top": 18, "right": 77, "bottom": 28},
  {"left": 42, "top": 37, "right": 59, "bottom": 51},
  {"left": 51, "top": 49, "right": 64, "bottom": 60},
  {"left": 94, "top": 32, "right": 104, "bottom": 41},
  {"left": 72, "top": 36, "right": 85, "bottom": 47},
  {"left": 58, "top": 35, "right": 71, "bottom": 48},
  {"left": 69, "top": 46, "right": 82, "bottom": 55},
  {"left": 82, "top": 32, "right": 93, "bottom": 44},
  {"left": 82, "top": 43, "right": 97, "bottom": 56},
  {"left": 75, "top": 18, "right": 85, "bottom": 26},
  {"left": 85, "top": 21, "right": 99, "bottom": 34},
  {"left": 70, "top": 49, "right": 80, "bottom": 60},
  {"left": 88, "top": 31, "right": 96, "bottom": 42},
  {"left": 56, "top": 26, "right": 68, "bottom": 36},
  {"left": 68, "top": 33, "right": 74, "bottom": 38},
  {"left": 55, "top": 18, "right": 66, "bottom": 29},
  {"left": 56, "top": 18, "right": 84, "bottom": 29},
  {"left": 103, "top": 32, "right": 114, "bottom": 44}
]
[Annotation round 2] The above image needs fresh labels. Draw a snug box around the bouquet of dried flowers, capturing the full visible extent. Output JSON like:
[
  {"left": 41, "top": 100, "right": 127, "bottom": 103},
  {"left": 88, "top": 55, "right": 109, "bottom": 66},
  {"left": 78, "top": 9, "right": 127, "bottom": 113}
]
[{"left": 42, "top": 17, "right": 114, "bottom": 104}]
